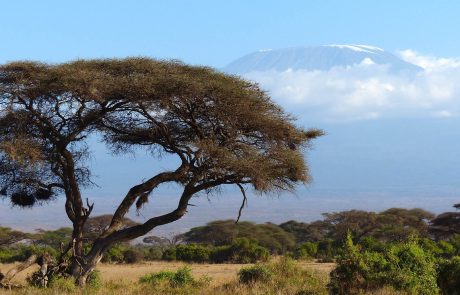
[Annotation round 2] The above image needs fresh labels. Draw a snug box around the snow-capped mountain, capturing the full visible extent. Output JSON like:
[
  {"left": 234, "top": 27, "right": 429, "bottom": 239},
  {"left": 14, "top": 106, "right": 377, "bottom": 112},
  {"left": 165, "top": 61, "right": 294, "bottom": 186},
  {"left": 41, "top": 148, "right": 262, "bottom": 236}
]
[{"left": 224, "top": 45, "right": 422, "bottom": 73}]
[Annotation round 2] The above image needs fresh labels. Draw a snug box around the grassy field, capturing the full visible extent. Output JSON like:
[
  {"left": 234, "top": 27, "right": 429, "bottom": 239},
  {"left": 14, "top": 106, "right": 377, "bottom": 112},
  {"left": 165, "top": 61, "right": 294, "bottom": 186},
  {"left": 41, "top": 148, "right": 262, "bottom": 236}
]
[{"left": 0, "top": 260, "right": 335, "bottom": 294}]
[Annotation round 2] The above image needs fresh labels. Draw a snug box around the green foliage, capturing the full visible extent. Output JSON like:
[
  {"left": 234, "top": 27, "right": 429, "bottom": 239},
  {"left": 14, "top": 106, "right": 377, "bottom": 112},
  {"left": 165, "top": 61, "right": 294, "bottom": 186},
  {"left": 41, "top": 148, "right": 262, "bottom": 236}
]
[
  {"left": 210, "top": 238, "right": 269, "bottom": 263},
  {"left": 33, "top": 227, "right": 72, "bottom": 249},
  {"left": 87, "top": 269, "right": 103, "bottom": 290},
  {"left": 140, "top": 245, "right": 165, "bottom": 261},
  {"left": 174, "top": 244, "right": 210, "bottom": 263},
  {"left": 359, "top": 236, "right": 386, "bottom": 252},
  {"left": 123, "top": 248, "right": 144, "bottom": 264},
  {"left": 161, "top": 238, "right": 269, "bottom": 263},
  {"left": 233, "top": 258, "right": 328, "bottom": 294},
  {"left": 0, "top": 244, "right": 58, "bottom": 263},
  {"left": 387, "top": 242, "right": 439, "bottom": 294},
  {"left": 48, "top": 276, "right": 77, "bottom": 293},
  {"left": 294, "top": 241, "right": 318, "bottom": 259},
  {"left": 170, "top": 266, "right": 195, "bottom": 287},
  {"left": 139, "top": 266, "right": 210, "bottom": 289},
  {"left": 238, "top": 264, "right": 273, "bottom": 284},
  {"left": 183, "top": 220, "right": 296, "bottom": 254},
  {"left": 102, "top": 244, "right": 127, "bottom": 263},
  {"left": 329, "top": 232, "right": 439, "bottom": 295},
  {"left": 281, "top": 208, "right": 434, "bottom": 245},
  {"left": 0, "top": 226, "right": 28, "bottom": 246},
  {"left": 448, "top": 234, "right": 460, "bottom": 256},
  {"left": 140, "top": 270, "right": 175, "bottom": 284},
  {"left": 437, "top": 256, "right": 460, "bottom": 295},
  {"left": 162, "top": 247, "right": 177, "bottom": 261}
]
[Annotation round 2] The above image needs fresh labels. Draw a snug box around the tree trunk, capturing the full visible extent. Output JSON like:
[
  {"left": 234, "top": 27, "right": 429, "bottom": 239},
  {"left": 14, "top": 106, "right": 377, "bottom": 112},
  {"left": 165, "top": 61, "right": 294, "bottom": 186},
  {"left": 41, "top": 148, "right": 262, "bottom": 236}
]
[{"left": 74, "top": 252, "right": 103, "bottom": 287}]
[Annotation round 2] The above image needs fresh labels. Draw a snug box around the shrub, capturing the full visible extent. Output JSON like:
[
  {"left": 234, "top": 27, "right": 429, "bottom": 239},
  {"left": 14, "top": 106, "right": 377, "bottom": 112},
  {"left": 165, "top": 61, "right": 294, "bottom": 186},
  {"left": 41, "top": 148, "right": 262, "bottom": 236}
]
[
  {"left": 359, "top": 236, "right": 386, "bottom": 252},
  {"left": 317, "top": 239, "right": 337, "bottom": 260},
  {"left": 294, "top": 241, "right": 318, "bottom": 259},
  {"left": 162, "top": 247, "right": 177, "bottom": 261},
  {"left": 183, "top": 220, "right": 296, "bottom": 254},
  {"left": 48, "top": 276, "right": 76, "bottom": 293},
  {"left": 449, "top": 234, "right": 460, "bottom": 256},
  {"left": 174, "top": 244, "right": 210, "bottom": 263},
  {"left": 437, "top": 256, "right": 460, "bottom": 295},
  {"left": 329, "top": 233, "right": 379, "bottom": 294},
  {"left": 0, "top": 244, "right": 59, "bottom": 263},
  {"left": 142, "top": 246, "right": 164, "bottom": 261},
  {"left": 170, "top": 266, "right": 195, "bottom": 287},
  {"left": 123, "top": 248, "right": 144, "bottom": 264},
  {"left": 211, "top": 238, "right": 269, "bottom": 263},
  {"left": 387, "top": 242, "right": 439, "bottom": 295},
  {"left": 438, "top": 240, "right": 455, "bottom": 257},
  {"left": 233, "top": 258, "right": 328, "bottom": 294},
  {"left": 140, "top": 270, "right": 175, "bottom": 284},
  {"left": 139, "top": 266, "right": 210, "bottom": 288},
  {"left": 102, "top": 244, "right": 126, "bottom": 263},
  {"left": 238, "top": 264, "right": 273, "bottom": 284},
  {"left": 87, "top": 269, "right": 102, "bottom": 290},
  {"left": 329, "top": 233, "right": 439, "bottom": 295}
]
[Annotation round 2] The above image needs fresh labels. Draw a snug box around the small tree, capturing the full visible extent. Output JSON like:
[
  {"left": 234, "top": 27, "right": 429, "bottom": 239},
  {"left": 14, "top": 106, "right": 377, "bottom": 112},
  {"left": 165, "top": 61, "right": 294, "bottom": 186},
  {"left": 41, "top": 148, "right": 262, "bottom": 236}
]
[
  {"left": 430, "top": 204, "right": 460, "bottom": 240},
  {"left": 0, "top": 58, "right": 322, "bottom": 286},
  {"left": 0, "top": 227, "right": 28, "bottom": 246}
]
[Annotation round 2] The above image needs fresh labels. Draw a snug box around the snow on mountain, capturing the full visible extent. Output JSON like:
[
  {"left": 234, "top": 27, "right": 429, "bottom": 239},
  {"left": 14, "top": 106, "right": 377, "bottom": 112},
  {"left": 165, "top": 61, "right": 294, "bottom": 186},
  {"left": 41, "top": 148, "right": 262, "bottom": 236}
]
[{"left": 223, "top": 45, "right": 422, "bottom": 74}]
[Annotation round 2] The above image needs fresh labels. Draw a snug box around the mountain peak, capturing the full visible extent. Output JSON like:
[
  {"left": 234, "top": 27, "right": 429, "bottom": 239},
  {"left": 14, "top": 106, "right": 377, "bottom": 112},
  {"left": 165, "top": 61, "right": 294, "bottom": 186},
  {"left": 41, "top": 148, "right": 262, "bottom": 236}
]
[
  {"left": 324, "top": 44, "right": 384, "bottom": 53},
  {"left": 224, "top": 45, "right": 421, "bottom": 74}
]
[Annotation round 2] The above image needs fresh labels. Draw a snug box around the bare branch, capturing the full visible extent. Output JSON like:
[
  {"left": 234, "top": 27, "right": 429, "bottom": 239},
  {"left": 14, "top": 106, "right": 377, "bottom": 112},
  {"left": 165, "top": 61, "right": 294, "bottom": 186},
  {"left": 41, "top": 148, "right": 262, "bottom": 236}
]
[{"left": 235, "top": 183, "right": 248, "bottom": 223}]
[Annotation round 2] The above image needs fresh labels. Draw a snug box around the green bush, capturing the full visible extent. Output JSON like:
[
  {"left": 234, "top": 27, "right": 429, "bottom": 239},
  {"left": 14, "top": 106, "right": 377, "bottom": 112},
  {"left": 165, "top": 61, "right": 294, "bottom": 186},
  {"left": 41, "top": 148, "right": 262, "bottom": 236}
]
[
  {"left": 329, "top": 233, "right": 439, "bottom": 295},
  {"left": 183, "top": 220, "right": 296, "bottom": 254},
  {"left": 139, "top": 266, "right": 210, "bottom": 288},
  {"left": 387, "top": 242, "right": 439, "bottom": 294},
  {"left": 438, "top": 240, "right": 455, "bottom": 257},
  {"left": 142, "top": 245, "right": 165, "bottom": 261},
  {"left": 102, "top": 244, "right": 127, "bottom": 263},
  {"left": 449, "top": 234, "right": 460, "bottom": 256},
  {"left": 48, "top": 276, "right": 76, "bottom": 293},
  {"left": 174, "top": 244, "right": 210, "bottom": 263},
  {"left": 329, "top": 233, "right": 379, "bottom": 294},
  {"left": 140, "top": 270, "right": 176, "bottom": 284},
  {"left": 123, "top": 248, "right": 144, "bottom": 264},
  {"left": 359, "top": 236, "right": 386, "bottom": 252},
  {"left": 87, "top": 269, "right": 102, "bottom": 290},
  {"left": 0, "top": 244, "right": 58, "bottom": 263},
  {"left": 238, "top": 264, "right": 273, "bottom": 284},
  {"left": 294, "top": 241, "right": 318, "bottom": 259},
  {"left": 162, "top": 247, "right": 177, "bottom": 261},
  {"left": 211, "top": 238, "right": 269, "bottom": 263},
  {"left": 170, "top": 266, "right": 195, "bottom": 287},
  {"left": 317, "top": 239, "right": 338, "bottom": 260},
  {"left": 437, "top": 256, "right": 460, "bottom": 295}
]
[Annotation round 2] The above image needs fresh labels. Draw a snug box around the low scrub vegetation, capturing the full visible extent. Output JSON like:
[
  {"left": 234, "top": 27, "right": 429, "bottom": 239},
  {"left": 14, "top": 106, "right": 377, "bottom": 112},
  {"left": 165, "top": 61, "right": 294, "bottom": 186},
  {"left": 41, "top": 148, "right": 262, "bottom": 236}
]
[
  {"left": 139, "top": 266, "right": 211, "bottom": 289},
  {"left": 2, "top": 205, "right": 460, "bottom": 293}
]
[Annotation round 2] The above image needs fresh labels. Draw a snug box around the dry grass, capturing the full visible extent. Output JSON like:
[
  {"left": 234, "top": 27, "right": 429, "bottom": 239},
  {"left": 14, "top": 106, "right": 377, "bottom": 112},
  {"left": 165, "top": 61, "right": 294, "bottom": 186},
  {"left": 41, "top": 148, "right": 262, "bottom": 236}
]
[
  {"left": 0, "top": 260, "right": 334, "bottom": 286},
  {"left": 0, "top": 260, "right": 404, "bottom": 295}
]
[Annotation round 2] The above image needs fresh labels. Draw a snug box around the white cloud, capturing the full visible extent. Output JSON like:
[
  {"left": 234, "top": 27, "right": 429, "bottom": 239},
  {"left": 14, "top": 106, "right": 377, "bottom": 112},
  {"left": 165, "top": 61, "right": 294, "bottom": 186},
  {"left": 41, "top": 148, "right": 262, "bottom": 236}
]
[
  {"left": 243, "top": 51, "right": 460, "bottom": 122},
  {"left": 398, "top": 49, "right": 460, "bottom": 71}
]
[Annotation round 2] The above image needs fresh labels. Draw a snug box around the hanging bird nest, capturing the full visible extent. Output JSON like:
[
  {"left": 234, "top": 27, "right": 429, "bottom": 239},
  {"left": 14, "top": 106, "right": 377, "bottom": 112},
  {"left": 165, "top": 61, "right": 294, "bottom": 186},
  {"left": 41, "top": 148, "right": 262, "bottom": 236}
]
[
  {"left": 33, "top": 188, "right": 53, "bottom": 201},
  {"left": 11, "top": 192, "right": 36, "bottom": 207}
]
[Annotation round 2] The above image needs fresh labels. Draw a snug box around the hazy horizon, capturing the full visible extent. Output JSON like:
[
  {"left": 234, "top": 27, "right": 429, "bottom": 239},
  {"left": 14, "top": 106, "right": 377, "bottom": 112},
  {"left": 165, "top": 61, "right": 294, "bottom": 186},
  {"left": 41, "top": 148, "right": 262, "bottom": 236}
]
[{"left": 1, "top": 1, "right": 460, "bottom": 237}]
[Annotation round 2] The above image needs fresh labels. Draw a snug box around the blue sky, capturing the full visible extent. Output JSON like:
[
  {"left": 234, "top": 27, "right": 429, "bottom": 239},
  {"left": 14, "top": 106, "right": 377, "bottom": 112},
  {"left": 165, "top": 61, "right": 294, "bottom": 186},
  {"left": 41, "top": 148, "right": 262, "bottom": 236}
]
[
  {"left": 1, "top": 0, "right": 460, "bottom": 67},
  {"left": 2, "top": 1, "right": 460, "bottom": 230}
]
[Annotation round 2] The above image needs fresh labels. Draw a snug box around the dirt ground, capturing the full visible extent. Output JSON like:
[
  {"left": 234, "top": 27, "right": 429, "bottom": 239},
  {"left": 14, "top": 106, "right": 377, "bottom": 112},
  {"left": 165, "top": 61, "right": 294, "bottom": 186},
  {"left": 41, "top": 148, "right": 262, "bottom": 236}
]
[{"left": 0, "top": 260, "right": 335, "bottom": 285}]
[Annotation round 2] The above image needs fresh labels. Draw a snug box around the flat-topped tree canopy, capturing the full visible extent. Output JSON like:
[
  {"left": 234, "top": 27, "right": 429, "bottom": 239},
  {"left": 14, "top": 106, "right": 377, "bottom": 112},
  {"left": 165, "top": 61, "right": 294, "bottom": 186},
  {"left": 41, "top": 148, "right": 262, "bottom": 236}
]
[{"left": 0, "top": 58, "right": 322, "bottom": 285}]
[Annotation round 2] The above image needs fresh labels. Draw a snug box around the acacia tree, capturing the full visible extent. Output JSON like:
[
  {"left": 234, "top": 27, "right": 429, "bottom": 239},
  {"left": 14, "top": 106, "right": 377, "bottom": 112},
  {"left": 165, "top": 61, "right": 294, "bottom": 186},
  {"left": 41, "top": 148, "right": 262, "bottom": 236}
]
[{"left": 0, "top": 58, "right": 322, "bottom": 286}]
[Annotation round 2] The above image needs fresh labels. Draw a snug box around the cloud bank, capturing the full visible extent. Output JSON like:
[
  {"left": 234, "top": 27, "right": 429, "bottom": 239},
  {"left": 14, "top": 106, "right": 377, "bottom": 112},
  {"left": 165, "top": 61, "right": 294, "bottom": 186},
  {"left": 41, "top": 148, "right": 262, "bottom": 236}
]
[{"left": 243, "top": 51, "right": 460, "bottom": 122}]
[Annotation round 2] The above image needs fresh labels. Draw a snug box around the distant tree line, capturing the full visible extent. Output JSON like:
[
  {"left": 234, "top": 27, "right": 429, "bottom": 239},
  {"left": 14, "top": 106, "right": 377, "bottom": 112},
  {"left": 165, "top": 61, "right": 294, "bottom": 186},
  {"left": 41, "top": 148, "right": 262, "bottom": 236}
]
[{"left": 1, "top": 204, "right": 459, "bottom": 265}]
